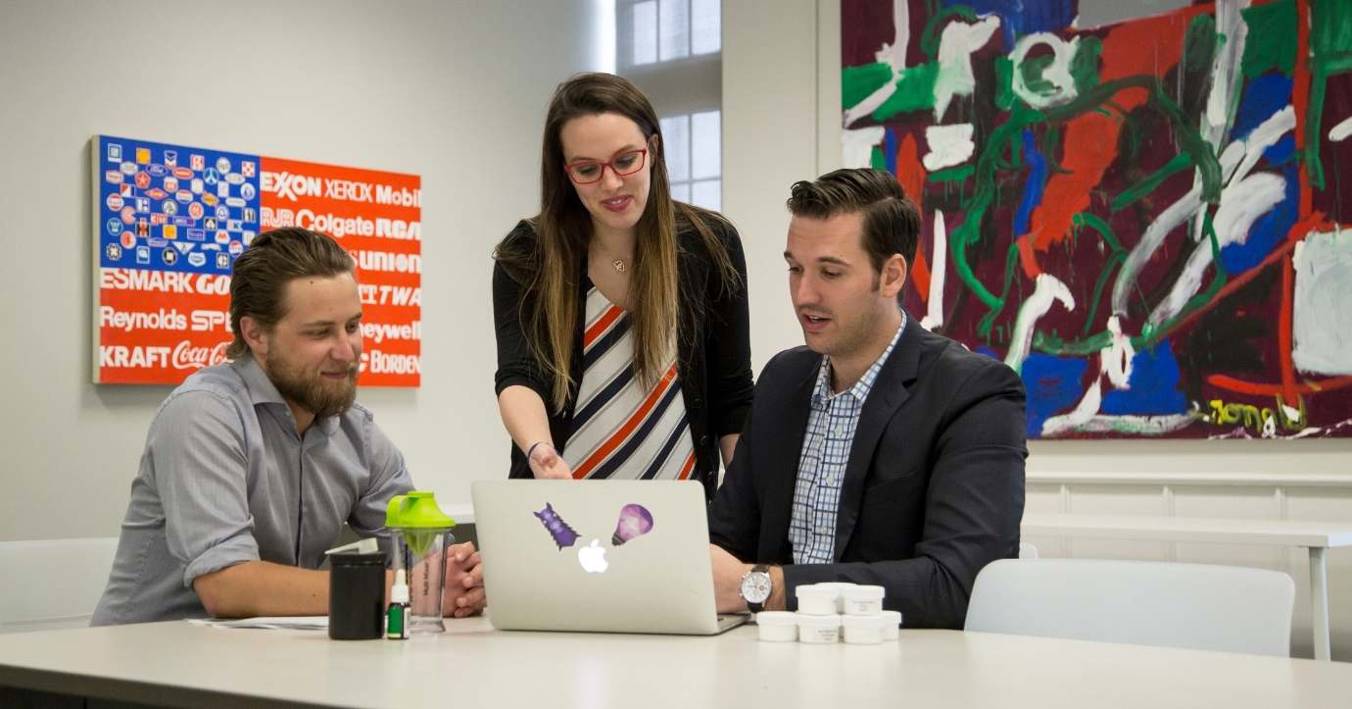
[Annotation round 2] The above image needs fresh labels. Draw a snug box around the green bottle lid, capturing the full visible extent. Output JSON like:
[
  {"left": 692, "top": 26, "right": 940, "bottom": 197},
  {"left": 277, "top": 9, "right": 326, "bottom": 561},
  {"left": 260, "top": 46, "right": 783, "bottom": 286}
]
[
  {"left": 385, "top": 491, "right": 456, "bottom": 529},
  {"left": 386, "top": 492, "right": 455, "bottom": 556}
]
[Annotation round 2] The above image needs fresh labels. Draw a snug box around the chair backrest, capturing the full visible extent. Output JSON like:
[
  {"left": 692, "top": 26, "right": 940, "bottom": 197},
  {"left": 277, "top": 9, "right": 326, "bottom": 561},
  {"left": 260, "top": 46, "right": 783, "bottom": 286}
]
[
  {"left": 0, "top": 537, "right": 119, "bottom": 633},
  {"left": 965, "top": 558, "right": 1294, "bottom": 657}
]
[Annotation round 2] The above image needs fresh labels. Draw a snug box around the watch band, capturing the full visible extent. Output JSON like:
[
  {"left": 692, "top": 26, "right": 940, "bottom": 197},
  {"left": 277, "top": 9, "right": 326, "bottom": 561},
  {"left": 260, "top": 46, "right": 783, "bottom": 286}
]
[{"left": 746, "top": 564, "right": 770, "bottom": 613}]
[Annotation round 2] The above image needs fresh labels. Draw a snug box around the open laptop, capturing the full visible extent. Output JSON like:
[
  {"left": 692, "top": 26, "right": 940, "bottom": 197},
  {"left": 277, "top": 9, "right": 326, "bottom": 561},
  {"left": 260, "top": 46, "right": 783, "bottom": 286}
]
[{"left": 471, "top": 480, "right": 748, "bottom": 635}]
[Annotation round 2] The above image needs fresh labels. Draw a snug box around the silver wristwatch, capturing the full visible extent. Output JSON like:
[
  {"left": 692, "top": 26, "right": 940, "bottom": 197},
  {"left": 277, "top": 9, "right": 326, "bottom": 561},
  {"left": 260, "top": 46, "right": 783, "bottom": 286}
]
[{"left": 739, "top": 564, "right": 772, "bottom": 613}]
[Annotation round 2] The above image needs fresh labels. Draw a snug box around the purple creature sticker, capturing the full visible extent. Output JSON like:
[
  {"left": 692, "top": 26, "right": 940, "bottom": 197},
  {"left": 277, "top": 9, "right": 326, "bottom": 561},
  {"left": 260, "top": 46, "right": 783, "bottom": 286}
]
[
  {"left": 611, "top": 503, "right": 654, "bottom": 546},
  {"left": 534, "top": 502, "right": 580, "bottom": 550}
]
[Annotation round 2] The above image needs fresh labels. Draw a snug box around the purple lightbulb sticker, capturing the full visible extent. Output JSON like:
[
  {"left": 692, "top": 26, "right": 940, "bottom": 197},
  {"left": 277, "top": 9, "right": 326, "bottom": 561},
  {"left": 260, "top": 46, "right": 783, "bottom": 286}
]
[
  {"left": 534, "top": 502, "right": 580, "bottom": 550},
  {"left": 611, "top": 503, "right": 654, "bottom": 546}
]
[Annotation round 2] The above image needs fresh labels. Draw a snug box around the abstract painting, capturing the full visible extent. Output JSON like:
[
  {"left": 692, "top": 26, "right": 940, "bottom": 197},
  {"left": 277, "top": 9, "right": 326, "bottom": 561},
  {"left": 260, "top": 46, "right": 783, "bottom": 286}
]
[{"left": 841, "top": 0, "right": 1352, "bottom": 438}]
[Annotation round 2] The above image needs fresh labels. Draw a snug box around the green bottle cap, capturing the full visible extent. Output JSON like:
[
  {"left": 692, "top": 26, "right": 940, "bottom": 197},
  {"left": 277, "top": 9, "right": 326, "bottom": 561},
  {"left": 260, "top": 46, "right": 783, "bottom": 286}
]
[
  {"left": 385, "top": 491, "right": 456, "bottom": 529},
  {"left": 386, "top": 492, "right": 456, "bottom": 556}
]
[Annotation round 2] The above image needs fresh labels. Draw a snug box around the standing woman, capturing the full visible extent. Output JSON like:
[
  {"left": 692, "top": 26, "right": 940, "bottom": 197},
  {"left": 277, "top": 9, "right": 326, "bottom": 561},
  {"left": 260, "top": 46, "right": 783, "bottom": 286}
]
[{"left": 493, "top": 72, "right": 752, "bottom": 499}]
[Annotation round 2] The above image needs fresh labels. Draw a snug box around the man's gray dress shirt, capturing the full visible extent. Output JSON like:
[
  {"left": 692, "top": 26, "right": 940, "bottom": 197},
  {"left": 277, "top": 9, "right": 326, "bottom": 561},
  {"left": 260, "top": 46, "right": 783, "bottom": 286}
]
[{"left": 92, "top": 356, "right": 413, "bottom": 625}]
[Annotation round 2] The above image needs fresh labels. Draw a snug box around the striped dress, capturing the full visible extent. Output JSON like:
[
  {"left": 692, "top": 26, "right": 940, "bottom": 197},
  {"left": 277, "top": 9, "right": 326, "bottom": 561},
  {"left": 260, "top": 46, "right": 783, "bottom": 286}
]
[{"left": 562, "top": 286, "right": 696, "bottom": 480}]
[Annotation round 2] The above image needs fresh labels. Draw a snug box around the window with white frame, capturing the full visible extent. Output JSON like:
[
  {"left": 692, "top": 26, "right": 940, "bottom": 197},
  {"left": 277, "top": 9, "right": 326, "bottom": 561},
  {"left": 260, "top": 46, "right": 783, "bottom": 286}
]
[{"left": 616, "top": 0, "right": 722, "bottom": 211}]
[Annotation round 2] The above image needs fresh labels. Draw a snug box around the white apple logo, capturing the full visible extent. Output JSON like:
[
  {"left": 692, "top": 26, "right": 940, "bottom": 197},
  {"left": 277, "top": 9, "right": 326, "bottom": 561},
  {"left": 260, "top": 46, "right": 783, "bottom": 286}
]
[{"left": 577, "top": 539, "right": 609, "bottom": 574}]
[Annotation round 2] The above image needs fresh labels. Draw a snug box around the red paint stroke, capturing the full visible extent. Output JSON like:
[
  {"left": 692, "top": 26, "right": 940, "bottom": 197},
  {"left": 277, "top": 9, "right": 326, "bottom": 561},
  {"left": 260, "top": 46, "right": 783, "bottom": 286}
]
[
  {"left": 1294, "top": 0, "right": 1313, "bottom": 219},
  {"left": 1207, "top": 375, "right": 1352, "bottom": 397},
  {"left": 897, "top": 133, "right": 931, "bottom": 300},
  {"left": 1015, "top": 14, "right": 1189, "bottom": 278},
  {"left": 1279, "top": 0, "right": 1315, "bottom": 406},
  {"left": 1279, "top": 254, "right": 1298, "bottom": 404}
]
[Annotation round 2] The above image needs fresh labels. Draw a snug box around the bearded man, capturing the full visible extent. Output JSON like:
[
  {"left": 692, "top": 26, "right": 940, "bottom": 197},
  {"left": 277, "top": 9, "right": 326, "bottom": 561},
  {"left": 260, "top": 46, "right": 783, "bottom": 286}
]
[{"left": 93, "top": 228, "right": 483, "bottom": 625}]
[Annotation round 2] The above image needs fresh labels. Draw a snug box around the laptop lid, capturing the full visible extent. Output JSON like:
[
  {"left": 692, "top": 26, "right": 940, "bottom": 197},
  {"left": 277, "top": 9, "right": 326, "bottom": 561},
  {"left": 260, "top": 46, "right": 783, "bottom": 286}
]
[{"left": 472, "top": 480, "right": 742, "bottom": 635}]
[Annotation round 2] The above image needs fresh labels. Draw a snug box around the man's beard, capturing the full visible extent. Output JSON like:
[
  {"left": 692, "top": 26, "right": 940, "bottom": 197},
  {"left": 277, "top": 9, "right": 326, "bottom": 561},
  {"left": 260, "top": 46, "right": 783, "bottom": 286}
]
[{"left": 266, "top": 350, "right": 358, "bottom": 420}]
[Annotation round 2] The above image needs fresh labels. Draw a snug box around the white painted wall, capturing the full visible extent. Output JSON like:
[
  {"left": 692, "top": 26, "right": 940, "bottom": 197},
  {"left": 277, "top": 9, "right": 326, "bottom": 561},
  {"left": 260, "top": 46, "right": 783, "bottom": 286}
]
[
  {"left": 721, "top": 0, "right": 1352, "bottom": 660},
  {"left": 0, "top": 0, "right": 601, "bottom": 541}
]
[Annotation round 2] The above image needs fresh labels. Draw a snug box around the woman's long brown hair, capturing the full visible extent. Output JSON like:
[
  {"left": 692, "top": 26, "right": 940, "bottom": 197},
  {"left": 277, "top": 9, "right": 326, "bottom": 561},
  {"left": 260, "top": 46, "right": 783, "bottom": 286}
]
[{"left": 497, "top": 73, "right": 738, "bottom": 412}]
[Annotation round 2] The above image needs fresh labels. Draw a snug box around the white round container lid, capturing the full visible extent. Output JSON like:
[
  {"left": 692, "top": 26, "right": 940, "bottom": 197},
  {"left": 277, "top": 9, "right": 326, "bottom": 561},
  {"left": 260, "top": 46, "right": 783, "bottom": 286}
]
[
  {"left": 795, "top": 612, "right": 842, "bottom": 627},
  {"left": 796, "top": 584, "right": 840, "bottom": 600},
  {"left": 841, "top": 613, "right": 890, "bottom": 629},
  {"left": 843, "top": 584, "right": 885, "bottom": 600},
  {"left": 756, "top": 611, "right": 797, "bottom": 627}
]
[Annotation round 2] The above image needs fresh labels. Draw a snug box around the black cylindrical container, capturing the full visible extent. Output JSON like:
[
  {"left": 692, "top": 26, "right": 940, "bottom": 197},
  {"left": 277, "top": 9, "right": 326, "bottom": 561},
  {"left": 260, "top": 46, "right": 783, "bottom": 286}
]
[{"left": 328, "top": 551, "right": 387, "bottom": 640}]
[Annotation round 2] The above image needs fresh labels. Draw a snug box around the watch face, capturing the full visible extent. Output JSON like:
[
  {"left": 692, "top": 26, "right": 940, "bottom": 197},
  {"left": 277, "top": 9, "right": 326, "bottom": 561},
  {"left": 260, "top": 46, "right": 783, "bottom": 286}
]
[{"left": 740, "top": 571, "right": 772, "bottom": 604}]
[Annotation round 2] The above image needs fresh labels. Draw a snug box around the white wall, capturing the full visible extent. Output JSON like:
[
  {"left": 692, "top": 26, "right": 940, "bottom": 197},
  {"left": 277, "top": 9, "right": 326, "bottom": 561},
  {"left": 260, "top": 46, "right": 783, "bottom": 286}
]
[
  {"left": 722, "top": 0, "right": 1352, "bottom": 660},
  {"left": 0, "top": 0, "right": 602, "bottom": 540}
]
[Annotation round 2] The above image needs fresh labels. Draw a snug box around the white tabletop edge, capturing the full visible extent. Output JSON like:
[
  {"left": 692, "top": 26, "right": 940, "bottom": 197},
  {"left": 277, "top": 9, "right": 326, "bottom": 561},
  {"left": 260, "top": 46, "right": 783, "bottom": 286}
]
[{"left": 1021, "top": 513, "right": 1352, "bottom": 547}]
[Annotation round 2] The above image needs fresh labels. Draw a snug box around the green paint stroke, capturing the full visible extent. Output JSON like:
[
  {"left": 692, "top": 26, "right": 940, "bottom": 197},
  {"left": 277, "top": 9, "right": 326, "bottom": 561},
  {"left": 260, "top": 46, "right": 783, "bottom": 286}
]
[
  {"left": 930, "top": 164, "right": 976, "bottom": 182},
  {"left": 1033, "top": 330, "right": 1113, "bottom": 357},
  {"left": 842, "top": 62, "right": 893, "bottom": 110},
  {"left": 1020, "top": 54, "right": 1058, "bottom": 96},
  {"left": 1069, "top": 213, "right": 1125, "bottom": 337},
  {"left": 1308, "top": 68, "right": 1328, "bottom": 189},
  {"left": 1072, "top": 213, "right": 1125, "bottom": 254},
  {"left": 873, "top": 63, "right": 940, "bottom": 121},
  {"left": 1183, "top": 14, "right": 1218, "bottom": 75},
  {"left": 1307, "top": 0, "right": 1352, "bottom": 192},
  {"left": 1112, "top": 153, "right": 1194, "bottom": 212},
  {"left": 1070, "top": 36, "right": 1102, "bottom": 94},
  {"left": 994, "top": 57, "right": 1016, "bottom": 111},
  {"left": 870, "top": 145, "right": 887, "bottom": 172},
  {"left": 1082, "top": 252, "right": 1126, "bottom": 337},
  {"left": 1312, "top": 0, "right": 1352, "bottom": 57},
  {"left": 1241, "top": 0, "right": 1296, "bottom": 78}
]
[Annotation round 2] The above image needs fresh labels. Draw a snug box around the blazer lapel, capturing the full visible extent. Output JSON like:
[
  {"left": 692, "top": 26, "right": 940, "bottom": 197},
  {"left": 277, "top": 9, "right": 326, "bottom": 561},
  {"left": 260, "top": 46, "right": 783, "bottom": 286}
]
[
  {"left": 760, "top": 361, "right": 818, "bottom": 563},
  {"left": 832, "top": 318, "right": 924, "bottom": 561}
]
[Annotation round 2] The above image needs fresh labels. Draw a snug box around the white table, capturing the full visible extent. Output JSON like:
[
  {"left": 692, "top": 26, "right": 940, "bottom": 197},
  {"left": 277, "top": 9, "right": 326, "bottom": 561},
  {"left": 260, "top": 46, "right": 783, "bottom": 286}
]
[
  {"left": 1, "top": 618, "right": 1351, "bottom": 708},
  {"left": 1022, "top": 513, "right": 1352, "bottom": 661}
]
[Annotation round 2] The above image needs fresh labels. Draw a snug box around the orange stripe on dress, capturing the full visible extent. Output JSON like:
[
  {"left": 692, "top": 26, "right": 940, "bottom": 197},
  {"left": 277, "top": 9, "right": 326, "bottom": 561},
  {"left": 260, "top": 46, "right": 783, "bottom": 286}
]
[
  {"left": 584, "top": 305, "right": 624, "bottom": 349},
  {"left": 573, "top": 363, "right": 678, "bottom": 479},
  {"left": 676, "top": 450, "right": 696, "bottom": 481}
]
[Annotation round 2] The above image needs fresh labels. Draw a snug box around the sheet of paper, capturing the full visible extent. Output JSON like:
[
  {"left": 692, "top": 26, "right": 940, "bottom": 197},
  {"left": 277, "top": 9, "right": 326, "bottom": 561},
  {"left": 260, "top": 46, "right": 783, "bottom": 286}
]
[{"left": 188, "top": 616, "right": 329, "bottom": 631}]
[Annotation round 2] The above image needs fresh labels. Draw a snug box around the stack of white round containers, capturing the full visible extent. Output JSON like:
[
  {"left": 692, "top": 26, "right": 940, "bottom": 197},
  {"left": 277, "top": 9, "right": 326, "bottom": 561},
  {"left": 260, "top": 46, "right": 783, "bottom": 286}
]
[{"left": 755, "top": 583, "right": 901, "bottom": 644}]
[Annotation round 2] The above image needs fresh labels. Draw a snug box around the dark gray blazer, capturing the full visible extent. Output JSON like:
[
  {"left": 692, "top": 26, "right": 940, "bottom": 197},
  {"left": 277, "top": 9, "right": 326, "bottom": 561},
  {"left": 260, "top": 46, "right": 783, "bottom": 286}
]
[{"left": 708, "top": 316, "right": 1027, "bottom": 629}]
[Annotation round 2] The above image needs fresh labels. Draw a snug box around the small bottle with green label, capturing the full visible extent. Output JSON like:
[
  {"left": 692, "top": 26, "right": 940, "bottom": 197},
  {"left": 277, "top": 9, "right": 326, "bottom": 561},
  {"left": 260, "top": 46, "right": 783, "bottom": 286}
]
[{"left": 387, "top": 569, "right": 410, "bottom": 640}]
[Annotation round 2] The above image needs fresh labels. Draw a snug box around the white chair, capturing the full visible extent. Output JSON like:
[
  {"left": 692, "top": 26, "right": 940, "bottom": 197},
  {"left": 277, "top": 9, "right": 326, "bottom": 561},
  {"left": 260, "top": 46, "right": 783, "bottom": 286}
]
[
  {"left": 965, "top": 558, "right": 1294, "bottom": 657},
  {"left": 0, "top": 537, "right": 119, "bottom": 633}
]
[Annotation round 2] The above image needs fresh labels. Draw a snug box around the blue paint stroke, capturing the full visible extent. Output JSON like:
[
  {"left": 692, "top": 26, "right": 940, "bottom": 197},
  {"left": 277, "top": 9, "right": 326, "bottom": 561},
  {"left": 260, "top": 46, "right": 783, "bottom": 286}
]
[
  {"left": 1264, "top": 134, "right": 1296, "bottom": 166},
  {"left": 1231, "top": 74, "right": 1293, "bottom": 141},
  {"left": 1100, "top": 343, "right": 1189, "bottom": 416},
  {"left": 944, "top": 0, "right": 1076, "bottom": 49},
  {"left": 885, "top": 126, "right": 899, "bottom": 176},
  {"left": 1020, "top": 354, "right": 1089, "bottom": 437},
  {"left": 1219, "top": 163, "right": 1298, "bottom": 275},
  {"left": 1014, "top": 129, "right": 1047, "bottom": 236}
]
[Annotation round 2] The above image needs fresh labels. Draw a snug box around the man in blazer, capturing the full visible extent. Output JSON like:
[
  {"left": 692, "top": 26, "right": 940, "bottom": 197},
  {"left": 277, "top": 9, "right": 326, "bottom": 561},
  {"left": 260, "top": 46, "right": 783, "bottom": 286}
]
[{"left": 708, "top": 168, "right": 1026, "bottom": 629}]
